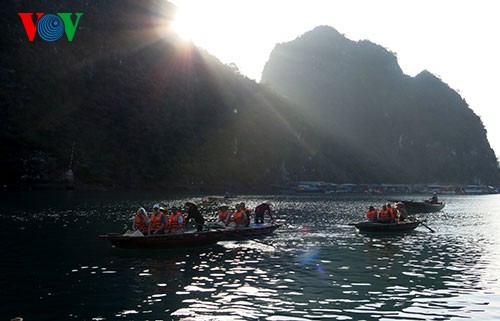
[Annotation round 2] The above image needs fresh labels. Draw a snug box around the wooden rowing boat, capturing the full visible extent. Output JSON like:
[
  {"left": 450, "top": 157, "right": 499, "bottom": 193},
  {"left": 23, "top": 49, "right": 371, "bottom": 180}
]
[
  {"left": 217, "top": 223, "right": 281, "bottom": 241},
  {"left": 351, "top": 220, "right": 421, "bottom": 232},
  {"left": 389, "top": 199, "right": 445, "bottom": 214},
  {"left": 98, "top": 230, "right": 223, "bottom": 249},
  {"left": 99, "top": 223, "right": 281, "bottom": 249}
]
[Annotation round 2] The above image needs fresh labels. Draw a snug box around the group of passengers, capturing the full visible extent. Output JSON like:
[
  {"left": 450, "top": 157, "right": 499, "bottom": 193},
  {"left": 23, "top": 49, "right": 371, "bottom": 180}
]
[
  {"left": 216, "top": 201, "right": 274, "bottom": 228},
  {"left": 132, "top": 201, "right": 274, "bottom": 235},
  {"left": 365, "top": 201, "right": 409, "bottom": 223},
  {"left": 133, "top": 203, "right": 188, "bottom": 235}
]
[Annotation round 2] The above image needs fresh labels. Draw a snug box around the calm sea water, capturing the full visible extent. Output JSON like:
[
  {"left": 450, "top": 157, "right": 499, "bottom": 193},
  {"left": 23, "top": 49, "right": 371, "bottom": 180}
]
[{"left": 1, "top": 191, "right": 500, "bottom": 321}]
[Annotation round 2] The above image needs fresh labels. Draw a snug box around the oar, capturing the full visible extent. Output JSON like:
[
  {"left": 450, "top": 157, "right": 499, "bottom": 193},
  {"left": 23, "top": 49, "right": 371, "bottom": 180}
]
[{"left": 419, "top": 221, "right": 435, "bottom": 233}]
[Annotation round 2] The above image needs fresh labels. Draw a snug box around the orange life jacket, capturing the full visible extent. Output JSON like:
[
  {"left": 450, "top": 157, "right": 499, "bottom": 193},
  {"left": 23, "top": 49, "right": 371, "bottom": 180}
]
[
  {"left": 366, "top": 209, "right": 378, "bottom": 220},
  {"left": 233, "top": 210, "right": 247, "bottom": 225},
  {"left": 387, "top": 207, "right": 396, "bottom": 219},
  {"left": 219, "top": 209, "right": 230, "bottom": 224},
  {"left": 150, "top": 212, "right": 164, "bottom": 231},
  {"left": 379, "top": 208, "right": 391, "bottom": 221},
  {"left": 134, "top": 214, "right": 149, "bottom": 232},
  {"left": 169, "top": 211, "right": 185, "bottom": 231}
]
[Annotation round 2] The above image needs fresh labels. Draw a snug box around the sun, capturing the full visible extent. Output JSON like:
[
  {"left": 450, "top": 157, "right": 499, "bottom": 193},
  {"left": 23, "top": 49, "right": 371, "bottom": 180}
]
[{"left": 170, "top": 6, "right": 196, "bottom": 42}]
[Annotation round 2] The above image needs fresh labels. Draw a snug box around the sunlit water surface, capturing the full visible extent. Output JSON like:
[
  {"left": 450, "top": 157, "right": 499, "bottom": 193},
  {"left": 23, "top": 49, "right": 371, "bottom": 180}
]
[{"left": 1, "top": 192, "right": 500, "bottom": 320}]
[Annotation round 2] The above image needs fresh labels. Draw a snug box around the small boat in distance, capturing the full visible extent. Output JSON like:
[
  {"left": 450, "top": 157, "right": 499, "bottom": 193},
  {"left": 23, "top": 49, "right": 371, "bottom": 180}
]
[
  {"left": 351, "top": 220, "right": 421, "bottom": 232},
  {"left": 388, "top": 199, "right": 445, "bottom": 214}
]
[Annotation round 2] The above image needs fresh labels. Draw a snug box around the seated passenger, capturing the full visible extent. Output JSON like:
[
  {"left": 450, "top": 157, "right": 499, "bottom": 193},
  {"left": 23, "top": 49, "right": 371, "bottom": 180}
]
[
  {"left": 395, "top": 202, "right": 409, "bottom": 221},
  {"left": 168, "top": 206, "right": 186, "bottom": 233},
  {"left": 133, "top": 207, "right": 149, "bottom": 234},
  {"left": 378, "top": 204, "right": 392, "bottom": 223},
  {"left": 217, "top": 204, "right": 231, "bottom": 227},
  {"left": 366, "top": 206, "right": 378, "bottom": 222},
  {"left": 150, "top": 206, "right": 167, "bottom": 234},
  {"left": 386, "top": 203, "right": 397, "bottom": 223}
]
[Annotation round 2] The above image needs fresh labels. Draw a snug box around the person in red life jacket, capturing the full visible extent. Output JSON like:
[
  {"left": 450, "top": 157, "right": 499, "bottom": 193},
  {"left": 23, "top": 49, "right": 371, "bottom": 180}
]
[
  {"left": 378, "top": 204, "right": 392, "bottom": 223},
  {"left": 240, "top": 202, "right": 251, "bottom": 227},
  {"left": 366, "top": 206, "right": 378, "bottom": 222},
  {"left": 185, "top": 201, "right": 205, "bottom": 232},
  {"left": 386, "top": 203, "right": 397, "bottom": 223},
  {"left": 217, "top": 204, "right": 231, "bottom": 227},
  {"left": 149, "top": 206, "right": 167, "bottom": 234},
  {"left": 229, "top": 203, "right": 248, "bottom": 228},
  {"left": 255, "top": 201, "right": 274, "bottom": 224},
  {"left": 132, "top": 207, "right": 149, "bottom": 234},
  {"left": 168, "top": 206, "right": 186, "bottom": 233}
]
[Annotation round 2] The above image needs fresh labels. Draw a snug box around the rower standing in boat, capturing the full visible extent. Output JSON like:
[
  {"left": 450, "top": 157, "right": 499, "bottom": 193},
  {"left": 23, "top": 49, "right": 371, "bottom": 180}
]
[
  {"left": 428, "top": 192, "right": 439, "bottom": 204},
  {"left": 255, "top": 201, "right": 274, "bottom": 224},
  {"left": 185, "top": 201, "right": 205, "bottom": 232},
  {"left": 132, "top": 207, "right": 149, "bottom": 234}
]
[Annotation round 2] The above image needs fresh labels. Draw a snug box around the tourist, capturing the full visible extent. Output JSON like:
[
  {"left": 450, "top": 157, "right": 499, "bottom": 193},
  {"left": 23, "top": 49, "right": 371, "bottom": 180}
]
[
  {"left": 132, "top": 207, "right": 150, "bottom": 234},
  {"left": 429, "top": 192, "right": 439, "bottom": 204},
  {"left": 185, "top": 201, "right": 205, "bottom": 232},
  {"left": 255, "top": 201, "right": 274, "bottom": 224},
  {"left": 229, "top": 203, "right": 248, "bottom": 228},
  {"left": 240, "top": 202, "right": 252, "bottom": 227},
  {"left": 217, "top": 204, "right": 231, "bottom": 227},
  {"left": 395, "top": 202, "right": 409, "bottom": 221},
  {"left": 168, "top": 206, "right": 186, "bottom": 233},
  {"left": 150, "top": 206, "right": 167, "bottom": 234},
  {"left": 366, "top": 206, "right": 378, "bottom": 222},
  {"left": 378, "top": 204, "right": 392, "bottom": 223},
  {"left": 386, "top": 203, "right": 397, "bottom": 223}
]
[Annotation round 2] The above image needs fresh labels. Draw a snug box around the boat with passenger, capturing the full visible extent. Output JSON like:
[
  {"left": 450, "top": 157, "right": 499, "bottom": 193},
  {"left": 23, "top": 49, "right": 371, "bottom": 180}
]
[
  {"left": 388, "top": 199, "right": 445, "bottom": 214},
  {"left": 99, "top": 223, "right": 281, "bottom": 249}
]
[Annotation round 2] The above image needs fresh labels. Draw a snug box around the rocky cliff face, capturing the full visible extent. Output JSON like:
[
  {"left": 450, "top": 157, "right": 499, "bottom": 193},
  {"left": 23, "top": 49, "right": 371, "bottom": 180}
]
[{"left": 261, "top": 26, "right": 499, "bottom": 184}]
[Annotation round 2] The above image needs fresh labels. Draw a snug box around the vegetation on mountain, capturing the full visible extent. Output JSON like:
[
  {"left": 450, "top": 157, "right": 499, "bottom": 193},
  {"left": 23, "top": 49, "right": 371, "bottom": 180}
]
[{"left": 1, "top": 3, "right": 497, "bottom": 191}]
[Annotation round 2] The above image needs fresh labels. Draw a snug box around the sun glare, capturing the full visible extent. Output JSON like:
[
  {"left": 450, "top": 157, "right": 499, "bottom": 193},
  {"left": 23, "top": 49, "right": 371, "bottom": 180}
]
[{"left": 170, "top": 8, "right": 195, "bottom": 41}]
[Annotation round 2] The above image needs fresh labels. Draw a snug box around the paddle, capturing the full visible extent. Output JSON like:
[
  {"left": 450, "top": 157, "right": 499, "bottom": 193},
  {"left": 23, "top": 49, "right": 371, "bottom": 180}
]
[{"left": 419, "top": 221, "right": 435, "bottom": 233}]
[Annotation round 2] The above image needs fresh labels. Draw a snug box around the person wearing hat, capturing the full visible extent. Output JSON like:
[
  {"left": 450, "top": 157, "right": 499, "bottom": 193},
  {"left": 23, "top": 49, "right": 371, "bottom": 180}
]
[
  {"left": 185, "top": 201, "right": 205, "bottom": 232},
  {"left": 150, "top": 205, "right": 167, "bottom": 234},
  {"left": 217, "top": 204, "right": 231, "bottom": 227},
  {"left": 395, "top": 202, "right": 409, "bottom": 221},
  {"left": 255, "top": 201, "right": 274, "bottom": 224},
  {"left": 366, "top": 206, "right": 378, "bottom": 222}
]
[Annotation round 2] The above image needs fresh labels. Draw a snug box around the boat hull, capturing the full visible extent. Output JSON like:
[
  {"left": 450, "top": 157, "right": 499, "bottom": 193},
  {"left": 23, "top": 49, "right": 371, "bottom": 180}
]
[
  {"left": 219, "top": 224, "right": 281, "bottom": 241},
  {"left": 353, "top": 221, "right": 421, "bottom": 232},
  {"left": 98, "top": 231, "right": 222, "bottom": 249},
  {"left": 399, "top": 201, "right": 445, "bottom": 214}
]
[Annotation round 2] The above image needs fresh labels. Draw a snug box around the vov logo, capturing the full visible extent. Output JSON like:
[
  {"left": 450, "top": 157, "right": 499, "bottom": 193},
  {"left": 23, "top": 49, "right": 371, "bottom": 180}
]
[{"left": 18, "top": 12, "right": 83, "bottom": 42}]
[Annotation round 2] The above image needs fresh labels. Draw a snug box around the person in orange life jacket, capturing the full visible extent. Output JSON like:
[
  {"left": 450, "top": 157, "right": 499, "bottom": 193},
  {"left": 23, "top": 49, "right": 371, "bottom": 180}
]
[
  {"left": 217, "top": 204, "right": 231, "bottom": 227},
  {"left": 378, "top": 204, "right": 392, "bottom": 223},
  {"left": 150, "top": 206, "right": 167, "bottom": 234},
  {"left": 386, "top": 203, "right": 397, "bottom": 223},
  {"left": 229, "top": 203, "right": 248, "bottom": 228},
  {"left": 168, "top": 206, "right": 186, "bottom": 233},
  {"left": 240, "top": 202, "right": 251, "bottom": 227},
  {"left": 132, "top": 207, "right": 149, "bottom": 234},
  {"left": 185, "top": 201, "right": 205, "bottom": 232},
  {"left": 366, "top": 206, "right": 378, "bottom": 222},
  {"left": 255, "top": 201, "right": 274, "bottom": 224}
]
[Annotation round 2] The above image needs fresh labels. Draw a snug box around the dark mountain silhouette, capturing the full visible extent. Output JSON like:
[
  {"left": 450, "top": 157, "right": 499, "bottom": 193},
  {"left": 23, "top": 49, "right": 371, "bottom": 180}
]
[
  {"left": 261, "top": 26, "right": 499, "bottom": 184},
  {"left": 1, "top": 0, "right": 311, "bottom": 191},
  {"left": 1, "top": 3, "right": 498, "bottom": 191}
]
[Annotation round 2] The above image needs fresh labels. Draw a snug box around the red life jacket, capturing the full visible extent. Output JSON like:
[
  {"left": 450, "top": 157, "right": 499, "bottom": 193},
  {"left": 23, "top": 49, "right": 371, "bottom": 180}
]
[
  {"left": 379, "top": 208, "right": 391, "bottom": 221},
  {"left": 233, "top": 210, "right": 247, "bottom": 225},
  {"left": 150, "top": 212, "right": 164, "bottom": 231},
  {"left": 169, "top": 211, "right": 185, "bottom": 230},
  {"left": 219, "top": 209, "right": 230, "bottom": 224},
  {"left": 134, "top": 214, "right": 149, "bottom": 233},
  {"left": 387, "top": 207, "right": 396, "bottom": 219},
  {"left": 366, "top": 209, "right": 378, "bottom": 220}
]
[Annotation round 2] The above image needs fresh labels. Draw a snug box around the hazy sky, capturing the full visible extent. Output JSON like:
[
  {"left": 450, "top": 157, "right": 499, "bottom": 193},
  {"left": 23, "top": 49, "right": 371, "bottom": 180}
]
[{"left": 170, "top": 0, "right": 500, "bottom": 160}]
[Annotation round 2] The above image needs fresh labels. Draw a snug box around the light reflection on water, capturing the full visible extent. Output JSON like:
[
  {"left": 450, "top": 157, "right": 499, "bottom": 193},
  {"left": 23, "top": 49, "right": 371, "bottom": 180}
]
[{"left": 1, "top": 192, "right": 500, "bottom": 320}]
